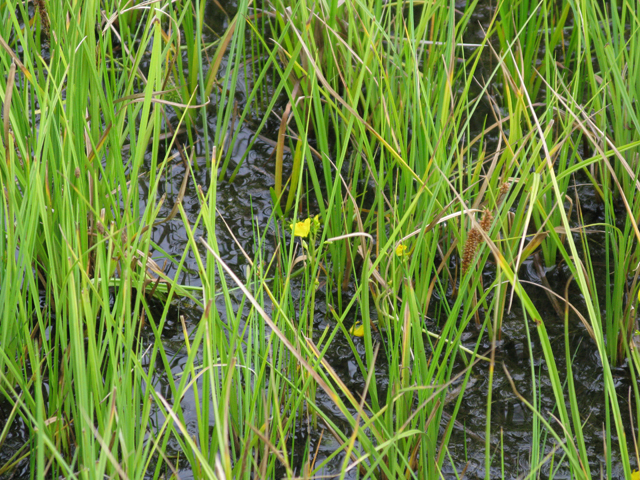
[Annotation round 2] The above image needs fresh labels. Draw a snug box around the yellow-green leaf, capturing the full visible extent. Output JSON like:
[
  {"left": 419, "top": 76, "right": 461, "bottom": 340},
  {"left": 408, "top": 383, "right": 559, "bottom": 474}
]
[{"left": 520, "top": 232, "right": 548, "bottom": 260}]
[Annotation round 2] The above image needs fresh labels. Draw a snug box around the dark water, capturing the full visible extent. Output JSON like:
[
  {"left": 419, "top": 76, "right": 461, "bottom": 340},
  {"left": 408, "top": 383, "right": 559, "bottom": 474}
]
[{"left": 2, "top": 1, "right": 638, "bottom": 479}]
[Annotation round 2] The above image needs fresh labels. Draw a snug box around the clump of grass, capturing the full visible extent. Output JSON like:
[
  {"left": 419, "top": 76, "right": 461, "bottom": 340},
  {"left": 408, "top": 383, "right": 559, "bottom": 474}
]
[{"left": 2, "top": 0, "right": 640, "bottom": 478}]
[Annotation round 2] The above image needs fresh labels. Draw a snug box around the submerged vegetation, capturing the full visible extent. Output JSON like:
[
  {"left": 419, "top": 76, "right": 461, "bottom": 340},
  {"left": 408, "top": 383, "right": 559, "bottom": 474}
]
[{"left": 1, "top": 0, "right": 640, "bottom": 478}]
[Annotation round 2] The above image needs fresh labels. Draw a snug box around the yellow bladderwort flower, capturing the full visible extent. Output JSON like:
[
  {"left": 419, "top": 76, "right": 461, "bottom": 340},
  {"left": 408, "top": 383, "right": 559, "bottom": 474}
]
[
  {"left": 291, "top": 217, "right": 311, "bottom": 238},
  {"left": 349, "top": 322, "right": 365, "bottom": 337},
  {"left": 395, "top": 243, "right": 410, "bottom": 257},
  {"left": 631, "top": 470, "right": 640, "bottom": 480}
]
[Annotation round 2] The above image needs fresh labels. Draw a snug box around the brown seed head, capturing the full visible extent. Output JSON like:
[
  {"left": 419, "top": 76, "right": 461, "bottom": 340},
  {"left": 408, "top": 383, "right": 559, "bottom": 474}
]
[
  {"left": 479, "top": 208, "right": 493, "bottom": 232},
  {"left": 462, "top": 209, "right": 495, "bottom": 273},
  {"left": 461, "top": 227, "right": 482, "bottom": 273}
]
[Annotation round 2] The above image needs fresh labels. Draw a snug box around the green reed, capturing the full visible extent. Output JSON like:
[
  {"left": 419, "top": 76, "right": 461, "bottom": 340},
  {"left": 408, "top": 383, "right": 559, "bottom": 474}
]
[{"left": 2, "top": 0, "right": 640, "bottom": 478}]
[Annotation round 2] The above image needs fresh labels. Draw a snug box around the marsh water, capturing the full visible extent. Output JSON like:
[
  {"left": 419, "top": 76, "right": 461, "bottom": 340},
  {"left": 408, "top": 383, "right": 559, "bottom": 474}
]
[{"left": 1, "top": 1, "right": 638, "bottom": 478}]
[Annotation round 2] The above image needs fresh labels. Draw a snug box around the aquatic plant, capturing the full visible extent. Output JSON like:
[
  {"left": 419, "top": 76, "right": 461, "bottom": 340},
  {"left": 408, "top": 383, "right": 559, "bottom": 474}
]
[{"left": 1, "top": 0, "right": 640, "bottom": 478}]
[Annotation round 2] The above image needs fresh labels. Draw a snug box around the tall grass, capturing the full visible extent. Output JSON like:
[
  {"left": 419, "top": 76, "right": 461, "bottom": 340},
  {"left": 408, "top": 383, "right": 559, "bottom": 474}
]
[{"left": 1, "top": 0, "right": 640, "bottom": 478}]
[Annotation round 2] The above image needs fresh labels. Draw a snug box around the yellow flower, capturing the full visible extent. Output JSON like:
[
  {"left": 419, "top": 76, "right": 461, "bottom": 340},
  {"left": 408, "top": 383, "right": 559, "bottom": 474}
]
[
  {"left": 291, "top": 217, "right": 311, "bottom": 238},
  {"left": 632, "top": 470, "right": 640, "bottom": 480},
  {"left": 349, "top": 322, "right": 365, "bottom": 337},
  {"left": 395, "top": 243, "right": 409, "bottom": 257}
]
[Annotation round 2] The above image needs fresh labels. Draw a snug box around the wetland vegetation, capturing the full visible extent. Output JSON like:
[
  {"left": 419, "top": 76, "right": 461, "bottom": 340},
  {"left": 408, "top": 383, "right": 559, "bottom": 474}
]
[{"left": 2, "top": 0, "right": 640, "bottom": 478}]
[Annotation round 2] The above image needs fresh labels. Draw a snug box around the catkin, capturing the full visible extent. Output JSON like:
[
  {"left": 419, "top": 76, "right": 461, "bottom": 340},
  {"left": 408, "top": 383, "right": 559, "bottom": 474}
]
[
  {"left": 34, "top": 0, "right": 50, "bottom": 37},
  {"left": 462, "top": 208, "right": 493, "bottom": 274}
]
